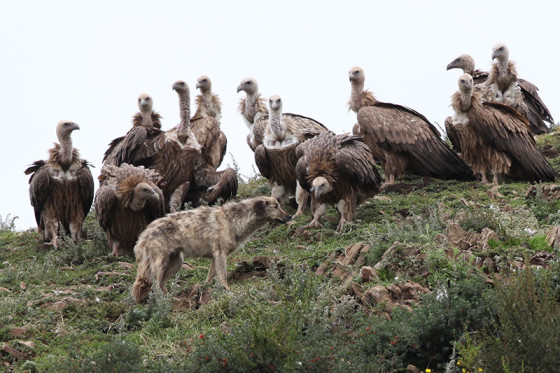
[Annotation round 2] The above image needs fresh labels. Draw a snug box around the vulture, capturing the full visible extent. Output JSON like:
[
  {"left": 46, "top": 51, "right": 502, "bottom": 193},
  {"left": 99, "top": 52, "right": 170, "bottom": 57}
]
[
  {"left": 237, "top": 78, "right": 269, "bottom": 151},
  {"left": 94, "top": 163, "right": 164, "bottom": 256},
  {"left": 446, "top": 47, "right": 553, "bottom": 135},
  {"left": 24, "top": 120, "right": 94, "bottom": 247},
  {"left": 193, "top": 75, "right": 222, "bottom": 121},
  {"left": 173, "top": 80, "right": 238, "bottom": 207},
  {"left": 102, "top": 90, "right": 202, "bottom": 212},
  {"left": 450, "top": 73, "right": 556, "bottom": 185},
  {"left": 168, "top": 76, "right": 226, "bottom": 170},
  {"left": 296, "top": 132, "right": 383, "bottom": 231},
  {"left": 255, "top": 95, "right": 331, "bottom": 216},
  {"left": 349, "top": 66, "right": 474, "bottom": 183}
]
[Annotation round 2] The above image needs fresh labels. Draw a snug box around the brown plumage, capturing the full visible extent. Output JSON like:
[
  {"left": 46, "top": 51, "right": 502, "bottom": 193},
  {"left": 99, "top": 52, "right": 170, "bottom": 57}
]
[
  {"left": 450, "top": 73, "right": 556, "bottom": 185},
  {"left": 95, "top": 163, "right": 164, "bottom": 256},
  {"left": 349, "top": 66, "right": 474, "bottom": 183},
  {"left": 447, "top": 50, "right": 553, "bottom": 135},
  {"left": 237, "top": 78, "right": 269, "bottom": 151},
  {"left": 296, "top": 133, "right": 382, "bottom": 231},
  {"left": 193, "top": 75, "right": 222, "bottom": 121},
  {"left": 255, "top": 95, "right": 331, "bottom": 216},
  {"left": 24, "top": 121, "right": 94, "bottom": 247},
  {"left": 103, "top": 89, "right": 202, "bottom": 212}
]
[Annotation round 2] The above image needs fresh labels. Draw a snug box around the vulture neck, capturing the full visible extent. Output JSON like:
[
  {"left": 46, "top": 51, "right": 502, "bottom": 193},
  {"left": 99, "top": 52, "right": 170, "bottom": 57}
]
[
  {"left": 269, "top": 109, "right": 285, "bottom": 141},
  {"left": 244, "top": 93, "right": 258, "bottom": 127},
  {"left": 351, "top": 79, "right": 365, "bottom": 112},
  {"left": 177, "top": 89, "right": 191, "bottom": 144},
  {"left": 129, "top": 194, "right": 148, "bottom": 211},
  {"left": 140, "top": 107, "right": 153, "bottom": 127},
  {"left": 460, "top": 89, "right": 473, "bottom": 112},
  {"left": 496, "top": 58, "right": 509, "bottom": 79},
  {"left": 57, "top": 132, "right": 74, "bottom": 169}
]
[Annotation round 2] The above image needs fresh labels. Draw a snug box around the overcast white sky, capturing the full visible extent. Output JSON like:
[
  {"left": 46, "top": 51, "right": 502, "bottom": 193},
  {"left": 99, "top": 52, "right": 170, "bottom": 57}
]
[{"left": 2, "top": 0, "right": 559, "bottom": 230}]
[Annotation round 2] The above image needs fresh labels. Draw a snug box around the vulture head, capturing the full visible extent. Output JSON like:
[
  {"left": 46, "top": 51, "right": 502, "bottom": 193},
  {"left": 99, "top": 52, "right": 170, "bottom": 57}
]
[
  {"left": 446, "top": 54, "right": 475, "bottom": 73},
  {"left": 237, "top": 78, "right": 258, "bottom": 95},
  {"left": 348, "top": 66, "right": 365, "bottom": 84},
  {"left": 196, "top": 75, "right": 212, "bottom": 92},
  {"left": 269, "top": 95, "right": 282, "bottom": 113},
  {"left": 172, "top": 80, "right": 189, "bottom": 95},
  {"left": 492, "top": 43, "right": 509, "bottom": 62},
  {"left": 137, "top": 93, "right": 153, "bottom": 114},
  {"left": 311, "top": 176, "right": 333, "bottom": 199},
  {"left": 56, "top": 120, "right": 80, "bottom": 141},
  {"left": 458, "top": 73, "right": 474, "bottom": 95},
  {"left": 129, "top": 181, "right": 160, "bottom": 211}
]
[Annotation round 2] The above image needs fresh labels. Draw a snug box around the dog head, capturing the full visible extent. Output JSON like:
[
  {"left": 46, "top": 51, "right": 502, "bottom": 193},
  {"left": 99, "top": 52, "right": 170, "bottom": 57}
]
[{"left": 254, "top": 197, "right": 292, "bottom": 223}]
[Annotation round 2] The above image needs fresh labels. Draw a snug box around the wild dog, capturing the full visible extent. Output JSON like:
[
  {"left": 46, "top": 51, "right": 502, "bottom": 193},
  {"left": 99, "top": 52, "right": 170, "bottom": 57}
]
[{"left": 131, "top": 196, "right": 292, "bottom": 303}]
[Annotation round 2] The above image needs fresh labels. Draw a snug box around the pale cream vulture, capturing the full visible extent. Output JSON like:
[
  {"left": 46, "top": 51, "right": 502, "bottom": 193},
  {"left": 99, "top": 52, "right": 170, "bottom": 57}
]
[{"left": 255, "top": 95, "right": 331, "bottom": 216}]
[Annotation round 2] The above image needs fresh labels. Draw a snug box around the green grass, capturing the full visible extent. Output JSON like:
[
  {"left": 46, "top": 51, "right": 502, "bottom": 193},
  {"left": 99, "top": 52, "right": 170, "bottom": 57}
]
[{"left": 2, "top": 157, "right": 560, "bottom": 372}]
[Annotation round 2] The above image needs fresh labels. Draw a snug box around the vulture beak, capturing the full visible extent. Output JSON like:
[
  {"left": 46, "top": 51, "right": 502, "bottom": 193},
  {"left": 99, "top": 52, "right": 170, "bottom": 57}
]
[
  {"left": 236, "top": 84, "right": 243, "bottom": 93},
  {"left": 313, "top": 186, "right": 322, "bottom": 199},
  {"left": 150, "top": 191, "right": 160, "bottom": 202},
  {"left": 446, "top": 60, "right": 456, "bottom": 70},
  {"left": 72, "top": 123, "right": 80, "bottom": 131},
  {"left": 196, "top": 82, "right": 202, "bottom": 89}
]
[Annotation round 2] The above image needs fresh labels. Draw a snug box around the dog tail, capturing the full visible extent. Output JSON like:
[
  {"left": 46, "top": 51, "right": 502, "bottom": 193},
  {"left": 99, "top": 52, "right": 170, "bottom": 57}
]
[{"left": 132, "top": 241, "right": 153, "bottom": 304}]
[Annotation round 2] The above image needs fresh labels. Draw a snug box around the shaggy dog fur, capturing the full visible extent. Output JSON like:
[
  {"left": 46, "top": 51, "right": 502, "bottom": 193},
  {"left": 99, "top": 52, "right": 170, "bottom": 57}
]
[{"left": 131, "top": 196, "right": 291, "bottom": 303}]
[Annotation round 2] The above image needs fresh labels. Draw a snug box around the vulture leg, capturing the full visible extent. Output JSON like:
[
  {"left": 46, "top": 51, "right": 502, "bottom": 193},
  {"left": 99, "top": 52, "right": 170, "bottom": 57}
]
[
  {"left": 271, "top": 184, "right": 288, "bottom": 206},
  {"left": 69, "top": 221, "right": 82, "bottom": 242},
  {"left": 205, "top": 259, "right": 216, "bottom": 285},
  {"left": 294, "top": 182, "right": 309, "bottom": 217},
  {"left": 305, "top": 203, "right": 326, "bottom": 228},
  {"left": 44, "top": 218, "right": 58, "bottom": 247},
  {"left": 336, "top": 200, "right": 349, "bottom": 232},
  {"left": 169, "top": 182, "right": 191, "bottom": 212},
  {"left": 111, "top": 241, "right": 121, "bottom": 257}
]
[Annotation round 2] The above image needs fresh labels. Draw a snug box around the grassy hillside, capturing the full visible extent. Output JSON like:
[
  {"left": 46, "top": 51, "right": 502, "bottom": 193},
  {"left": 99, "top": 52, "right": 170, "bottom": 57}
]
[{"left": 2, "top": 132, "right": 560, "bottom": 372}]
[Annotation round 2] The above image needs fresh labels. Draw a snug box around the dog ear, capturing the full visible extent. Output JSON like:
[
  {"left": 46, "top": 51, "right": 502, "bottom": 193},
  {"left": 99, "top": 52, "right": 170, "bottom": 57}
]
[{"left": 255, "top": 199, "right": 267, "bottom": 218}]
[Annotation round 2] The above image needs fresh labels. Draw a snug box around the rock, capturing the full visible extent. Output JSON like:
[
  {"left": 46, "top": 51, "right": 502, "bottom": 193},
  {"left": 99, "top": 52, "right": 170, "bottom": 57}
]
[
  {"left": 531, "top": 252, "right": 554, "bottom": 268},
  {"left": 2, "top": 343, "right": 24, "bottom": 359},
  {"left": 253, "top": 256, "right": 271, "bottom": 271},
  {"left": 117, "top": 261, "right": 134, "bottom": 269},
  {"left": 94, "top": 271, "right": 129, "bottom": 282},
  {"left": 526, "top": 184, "right": 560, "bottom": 200},
  {"left": 0, "top": 287, "right": 11, "bottom": 293},
  {"left": 17, "top": 340, "right": 35, "bottom": 349},
  {"left": 351, "top": 283, "right": 364, "bottom": 298},
  {"left": 19, "top": 282, "right": 26, "bottom": 290},
  {"left": 446, "top": 222, "right": 497, "bottom": 251},
  {"left": 43, "top": 296, "right": 85, "bottom": 311},
  {"left": 407, "top": 364, "right": 422, "bottom": 373},
  {"left": 9, "top": 328, "right": 28, "bottom": 337},
  {"left": 362, "top": 285, "right": 394, "bottom": 311},
  {"left": 360, "top": 266, "right": 378, "bottom": 282},
  {"left": 546, "top": 226, "right": 560, "bottom": 249}
]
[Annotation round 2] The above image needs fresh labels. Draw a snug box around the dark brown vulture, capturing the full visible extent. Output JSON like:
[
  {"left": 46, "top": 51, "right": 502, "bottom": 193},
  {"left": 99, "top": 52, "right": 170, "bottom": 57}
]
[
  {"left": 168, "top": 76, "right": 226, "bottom": 170},
  {"left": 24, "top": 120, "right": 94, "bottom": 247},
  {"left": 95, "top": 163, "right": 164, "bottom": 256},
  {"left": 255, "top": 95, "right": 331, "bottom": 216},
  {"left": 349, "top": 66, "right": 474, "bottom": 184},
  {"left": 296, "top": 132, "right": 382, "bottom": 231},
  {"left": 450, "top": 73, "right": 556, "bottom": 185},
  {"left": 102, "top": 89, "right": 202, "bottom": 212},
  {"left": 447, "top": 48, "right": 553, "bottom": 135},
  {"left": 237, "top": 78, "right": 269, "bottom": 151}
]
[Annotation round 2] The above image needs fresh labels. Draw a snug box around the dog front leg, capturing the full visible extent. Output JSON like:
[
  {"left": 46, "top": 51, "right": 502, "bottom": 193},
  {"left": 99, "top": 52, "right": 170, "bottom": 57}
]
[
  {"left": 205, "top": 259, "right": 216, "bottom": 285},
  {"left": 212, "top": 246, "right": 230, "bottom": 290}
]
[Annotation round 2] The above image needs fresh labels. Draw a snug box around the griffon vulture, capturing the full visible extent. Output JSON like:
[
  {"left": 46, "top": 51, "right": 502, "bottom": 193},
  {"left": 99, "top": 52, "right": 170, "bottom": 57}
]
[
  {"left": 450, "top": 73, "right": 556, "bottom": 185},
  {"left": 349, "top": 66, "right": 474, "bottom": 184},
  {"left": 296, "top": 132, "right": 382, "bottom": 231},
  {"left": 173, "top": 80, "right": 238, "bottom": 207},
  {"left": 25, "top": 121, "right": 94, "bottom": 247},
  {"left": 167, "top": 77, "right": 226, "bottom": 170},
  {"left": 237, "top": 78, "right": 269, "bottom": 151},
  {"left": 95, "top": 163, "right": 164, "bottom": 256},
  {"left": 102, "top": 90, "right": 201, "bottom": 212},
  {"left": 447, "top": 48, "right": 553, "bottom": 135},
  {"left": 255, "top": 95, "right": 331, "bottom": 216}
]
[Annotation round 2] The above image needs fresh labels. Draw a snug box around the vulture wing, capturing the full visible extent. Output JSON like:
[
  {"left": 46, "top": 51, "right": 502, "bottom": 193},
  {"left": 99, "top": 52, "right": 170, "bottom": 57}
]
[
  {"left": 358, "top": 103, "right": 474, "bottom": 180},
  {"left": 24, "top": 161, "right": 50, "bottom": 227},
  {"left": 77, "top": 162, "right": 95, "bottom": 217},
  {"left": 518, "top": 78, "right": 553, "bottom": 134},
  {"left": 469, "top": 101, "right": 556, "bottom": 182},
  {"left": 335, "top": 136, "right": 382, "bottom": 188},
  {"left": 94, "top": 184, "right": 117, "bottom": 230}
]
